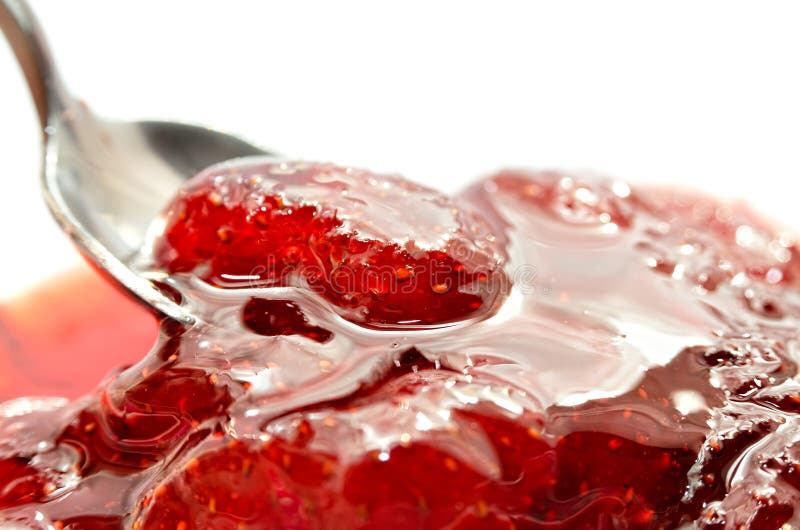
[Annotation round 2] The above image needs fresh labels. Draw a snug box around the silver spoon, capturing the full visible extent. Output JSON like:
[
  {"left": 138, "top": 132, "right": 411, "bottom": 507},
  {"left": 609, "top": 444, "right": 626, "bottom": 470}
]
[{"left": 0, "top": 0, "right": 272, "bottom": 324}]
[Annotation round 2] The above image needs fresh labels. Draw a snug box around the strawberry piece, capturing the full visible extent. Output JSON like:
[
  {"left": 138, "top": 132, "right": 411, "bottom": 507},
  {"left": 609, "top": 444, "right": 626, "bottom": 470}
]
[
  {"left": 153, "top": 161, "right": 504, "bottom": 327},
  {"left": 0, "top": 456, "right": 51, "bottom": 509},
  {"left": 343, "top": 442, "right": 507, "bottom": 528},
  {"left": 57, "top": 364, "right": 233, "bottom": 474},
  {"left": 242, "top": 298, "right": 332, "bottom": 342},
  {"left": 553, "top": 432, "right": 695, "bottom": 528},
  {"left": 136, "top": 438, "right": 333, "bottom": 529}
]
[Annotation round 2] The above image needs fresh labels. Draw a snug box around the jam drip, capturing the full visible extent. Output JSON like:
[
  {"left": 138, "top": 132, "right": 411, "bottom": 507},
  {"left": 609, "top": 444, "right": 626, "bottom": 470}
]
[{"left": 1, "top": 162, "right": 800, "bottom": 529}]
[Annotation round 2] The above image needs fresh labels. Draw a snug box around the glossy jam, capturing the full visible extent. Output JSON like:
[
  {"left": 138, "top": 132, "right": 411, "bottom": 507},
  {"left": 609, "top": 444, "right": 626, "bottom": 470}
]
[
  {"left": 152, "top": 162, "right": 505, "bottom": 327},
  {"left": 2, "top": 161, "right": 800, "bottom": 529}
]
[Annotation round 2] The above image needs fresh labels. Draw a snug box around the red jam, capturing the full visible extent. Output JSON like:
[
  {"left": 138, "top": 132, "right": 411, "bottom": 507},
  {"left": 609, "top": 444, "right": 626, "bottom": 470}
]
[{"left": 2, "top": 160, "right": 800, "bottom": 529}]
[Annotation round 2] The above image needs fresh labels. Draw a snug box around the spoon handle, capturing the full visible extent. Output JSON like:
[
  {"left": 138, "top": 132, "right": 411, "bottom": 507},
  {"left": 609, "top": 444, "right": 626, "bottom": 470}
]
[{"left": 0, "top": 0, "right": 70, "bottom": 130}]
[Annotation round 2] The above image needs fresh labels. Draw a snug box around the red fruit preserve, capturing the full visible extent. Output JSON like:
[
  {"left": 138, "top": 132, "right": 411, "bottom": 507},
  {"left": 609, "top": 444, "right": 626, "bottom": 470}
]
[{"left": 2, "top": 160, "right": 800, "bottom": 529}]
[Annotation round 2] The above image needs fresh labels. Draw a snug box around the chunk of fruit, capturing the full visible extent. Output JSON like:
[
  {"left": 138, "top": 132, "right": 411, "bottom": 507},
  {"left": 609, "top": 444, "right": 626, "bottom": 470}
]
[
  {"left": 57, "top": 363, "right": 233, "bottom": 474},
  {"left": 153, "top": 161, "right": 505, "bottom": 327}
]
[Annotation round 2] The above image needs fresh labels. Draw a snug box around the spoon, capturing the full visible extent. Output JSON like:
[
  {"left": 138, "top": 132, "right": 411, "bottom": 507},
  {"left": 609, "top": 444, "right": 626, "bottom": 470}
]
[{"left": 0, "top": 0, "right": 272, "bottom": 324}]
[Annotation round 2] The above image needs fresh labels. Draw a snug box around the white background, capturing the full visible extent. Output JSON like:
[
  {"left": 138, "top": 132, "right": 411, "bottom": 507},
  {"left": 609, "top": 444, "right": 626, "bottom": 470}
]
[{"left": 2, "top": 1, "right": 800, "bottom": 298}]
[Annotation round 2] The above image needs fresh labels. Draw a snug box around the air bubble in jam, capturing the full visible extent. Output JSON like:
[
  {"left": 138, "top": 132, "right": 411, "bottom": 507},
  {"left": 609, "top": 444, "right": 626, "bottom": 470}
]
[{"left": 2, "top": 161, "right": 800, "bottom": 528}]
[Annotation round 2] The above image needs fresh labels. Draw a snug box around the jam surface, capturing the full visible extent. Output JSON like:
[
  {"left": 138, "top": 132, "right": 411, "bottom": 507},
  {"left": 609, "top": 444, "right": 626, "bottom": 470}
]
[{"left": 3, "top": 160, "right": 800, "bottom": 529}]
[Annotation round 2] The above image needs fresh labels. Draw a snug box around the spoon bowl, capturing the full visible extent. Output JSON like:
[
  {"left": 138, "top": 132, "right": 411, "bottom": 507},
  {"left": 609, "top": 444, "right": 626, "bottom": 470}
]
[{"left": 0, "top": 0, "right": 272, "bottom": 323}]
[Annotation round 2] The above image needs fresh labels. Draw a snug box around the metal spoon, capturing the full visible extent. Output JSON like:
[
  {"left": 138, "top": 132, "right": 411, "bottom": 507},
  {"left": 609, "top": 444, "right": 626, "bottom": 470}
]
[{"left": 0, "top": 0, "right": 271, "bottom": 324}]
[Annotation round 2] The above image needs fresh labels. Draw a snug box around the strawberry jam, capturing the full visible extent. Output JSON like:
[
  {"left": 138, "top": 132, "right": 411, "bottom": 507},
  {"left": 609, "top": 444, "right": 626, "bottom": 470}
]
[{"left": 2, "top": 160, "right": 800, "bottom": 529}]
